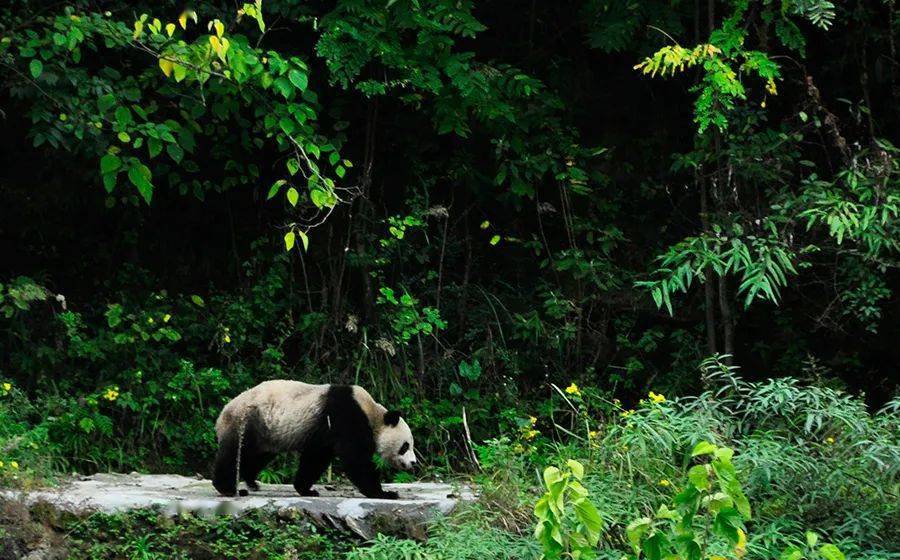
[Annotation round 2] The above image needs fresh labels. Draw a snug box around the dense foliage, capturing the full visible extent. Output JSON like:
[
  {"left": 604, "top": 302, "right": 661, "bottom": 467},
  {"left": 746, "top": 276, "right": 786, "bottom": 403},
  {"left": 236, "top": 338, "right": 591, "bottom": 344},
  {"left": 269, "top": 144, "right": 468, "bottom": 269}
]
[{"left": 1, "top": 0, "right": 898, "bottom": 558}]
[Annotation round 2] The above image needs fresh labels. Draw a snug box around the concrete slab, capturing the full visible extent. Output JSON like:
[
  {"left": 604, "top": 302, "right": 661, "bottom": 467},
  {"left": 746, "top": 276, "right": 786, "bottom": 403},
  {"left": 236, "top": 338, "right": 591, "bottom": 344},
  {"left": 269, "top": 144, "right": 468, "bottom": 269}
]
[{"left": 1, "top": 473, "right": 476, "bottom": 539}]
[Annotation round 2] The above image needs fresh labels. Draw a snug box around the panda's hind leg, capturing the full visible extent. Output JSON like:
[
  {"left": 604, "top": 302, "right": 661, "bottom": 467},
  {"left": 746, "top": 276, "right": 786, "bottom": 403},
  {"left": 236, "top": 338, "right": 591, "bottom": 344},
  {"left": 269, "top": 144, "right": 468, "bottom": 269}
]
[
  {"left": 235, "top": 412, "right": 273, "bottom": 492},
  {"left": 212, "top": 426, "right": 240, "bottom": 497},
  {"left": 241, "top": 451, "right": 274, "bottom": 491}
]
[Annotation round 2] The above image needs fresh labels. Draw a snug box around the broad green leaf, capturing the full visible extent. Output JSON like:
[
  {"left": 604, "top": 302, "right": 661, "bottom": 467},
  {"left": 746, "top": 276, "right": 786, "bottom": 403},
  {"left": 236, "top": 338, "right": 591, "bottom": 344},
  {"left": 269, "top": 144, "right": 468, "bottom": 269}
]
[
  {"left": 159, "top": 58, "right": 174, "bottom": 77},
  {"left": 102, "top": 172, "right": 117, "bottom": 193},
  {"left": 98, "top": 94, "right": 116, "bottom": 112},
  {"left": 286, "top": 187, "right": 299, "bottom": 206},
  {"left": 29, "top": 59, "right": 43, "bottom": 78},
  {"left": 284, "top": 230, "right": 295, "bottom": 251},
  {"left": 542, "top": 466, "right": 562, "bottom": 488},
  {"left": 289, "top": 69, "right": 308, "bottom": 91},
  {"left": 115, "top": 106, "right": 133, "bottom": 126},
  {"left": 779, "top": 548, "right": 803, "bottom": 560},
  {"left": 100, "top": 154, "right": 121, "bottom": 174},
  {"left": 688, "top": 464, "right": 710, "bottom": 490},
  {"left": 805, "top": 532, "right": 818, "bottom": 548},
  {"left": 166, "top": 143, "right": 184, "bottom": 163},
  {"left": 148, "top": 138, "right": 163, "bottom": 158},
  {"left": 127, "top": 163, "right": 153, "bottom": 204},
  {"left": 626, "top": 517, "right": 651, "bottom": 554},
  {"left": 268, "top": 180, "right": 286, "bottom": 200},
  {"left": 691, "top": 441, "right": 717, "bottom": 457},
  {"left": 818, "top": 544, "right": 845, "bottom": 560},
  {"left": 566, "top": 459, "right": 584, "bottom": 480},
  {"left": 310, "top": 188, "right": 329, "bottom": 208}
]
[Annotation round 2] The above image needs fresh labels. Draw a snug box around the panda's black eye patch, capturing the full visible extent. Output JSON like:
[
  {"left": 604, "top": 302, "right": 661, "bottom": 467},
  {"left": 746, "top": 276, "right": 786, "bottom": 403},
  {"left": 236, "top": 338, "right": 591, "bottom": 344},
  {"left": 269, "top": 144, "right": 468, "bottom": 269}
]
[{"left": 399, "top": 442, "right": 409, "bottom": 455}]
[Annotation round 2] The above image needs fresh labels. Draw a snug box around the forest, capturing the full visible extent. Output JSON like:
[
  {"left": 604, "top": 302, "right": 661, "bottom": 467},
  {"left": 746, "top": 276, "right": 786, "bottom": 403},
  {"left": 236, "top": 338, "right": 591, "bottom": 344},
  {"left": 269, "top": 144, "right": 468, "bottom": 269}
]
[{"left": 0, "top": 0, "right": 898, "bottom": 558}]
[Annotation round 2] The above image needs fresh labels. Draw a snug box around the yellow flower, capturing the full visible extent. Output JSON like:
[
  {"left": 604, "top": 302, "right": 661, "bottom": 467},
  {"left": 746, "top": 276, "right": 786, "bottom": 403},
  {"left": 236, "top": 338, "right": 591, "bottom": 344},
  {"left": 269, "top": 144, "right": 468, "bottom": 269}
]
[
  {"left": 620, "top": 409, "right": 634, "bottom": 418},
  {"left": 565, "top": 383, "right": 581, "bottom": 396},
  {"left": 524, "top": 429, "right": 540, "bottom": 441},
  {"left": 825, "top": 437, "right": 835, "bottom": 445},
  {"left": 649, "top": 391, "right": 666, "bottom": 404},
  {"left": 10, "top": 461, "right": 19, "bottom": 470},
  {"left": 0, "top": 461, "right": 4, "bottom": 468},
  {"left": 658, "top": 479, "right": 670, "bottom": 487},
  {"left": 2, "top": 382, "right": 11, "bottom": 393},
  {"left": 735, "top": 528, "right": 747, "bottom": 558},
  {"left": 528, "top": 416, "right": 538, "bottom": 425},
  {"left": 588, "top": 430, "right": 598, "bottom": 439},
  {"left": 103, "top": 387, "right": 119, "bottom": 401},
  {"left": 163, "top": 314, "right": 171, "bottom": 323}
]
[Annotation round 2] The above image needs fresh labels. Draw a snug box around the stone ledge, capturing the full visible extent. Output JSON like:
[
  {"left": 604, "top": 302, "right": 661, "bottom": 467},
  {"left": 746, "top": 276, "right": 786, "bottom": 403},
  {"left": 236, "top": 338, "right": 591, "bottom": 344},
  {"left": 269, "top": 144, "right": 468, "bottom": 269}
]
[{"left": 1, "top": 473, "right": 476, "bottom": 539}]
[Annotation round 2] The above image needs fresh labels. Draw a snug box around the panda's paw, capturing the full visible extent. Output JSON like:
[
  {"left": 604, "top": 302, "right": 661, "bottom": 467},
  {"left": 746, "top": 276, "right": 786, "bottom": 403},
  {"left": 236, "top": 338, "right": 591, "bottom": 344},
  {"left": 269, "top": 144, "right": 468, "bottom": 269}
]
[
  {"left": 238, "top": 489, "right": 249, "bottom": 497},
  {"left": 378, "top": 490, "right": 399, "bottom": 500},
  {"left": 298, "top": 489, "right": 320, "bottom": 497},
  {"left": 246, "top": 481, "right": 260, "bottom": 491}
]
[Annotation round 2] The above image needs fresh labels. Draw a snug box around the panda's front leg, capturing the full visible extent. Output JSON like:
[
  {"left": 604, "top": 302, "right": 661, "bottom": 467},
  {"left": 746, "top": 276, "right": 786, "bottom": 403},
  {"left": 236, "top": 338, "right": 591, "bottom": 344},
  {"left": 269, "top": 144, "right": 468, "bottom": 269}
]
[
  {"left": 338, "top": 450, "right": 398, "bottom": 500},
  {"left": 293, "top": 444, "right": 333, "bottom": 497}
]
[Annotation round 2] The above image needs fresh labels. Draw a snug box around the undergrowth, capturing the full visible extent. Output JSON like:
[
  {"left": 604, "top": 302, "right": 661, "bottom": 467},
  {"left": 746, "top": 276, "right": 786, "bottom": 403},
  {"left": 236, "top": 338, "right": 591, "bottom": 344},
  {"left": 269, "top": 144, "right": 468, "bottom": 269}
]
[{"left": 1, "top": 357, "right": 898, "bottom": 559}]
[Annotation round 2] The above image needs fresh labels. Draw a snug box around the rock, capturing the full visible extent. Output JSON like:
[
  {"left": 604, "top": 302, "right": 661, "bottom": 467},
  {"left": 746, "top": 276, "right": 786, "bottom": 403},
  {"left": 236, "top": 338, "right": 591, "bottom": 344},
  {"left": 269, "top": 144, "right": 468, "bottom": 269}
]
[{"left": 1, "top": 474, "right": 476, "bottom": 539}]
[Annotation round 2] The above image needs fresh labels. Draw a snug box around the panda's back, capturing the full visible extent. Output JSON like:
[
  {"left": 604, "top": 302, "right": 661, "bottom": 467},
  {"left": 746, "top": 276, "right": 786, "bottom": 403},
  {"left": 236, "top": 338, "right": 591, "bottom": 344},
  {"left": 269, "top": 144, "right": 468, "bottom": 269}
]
[{"left": 217, "top": 380, "right": 329, "bottom": 447}]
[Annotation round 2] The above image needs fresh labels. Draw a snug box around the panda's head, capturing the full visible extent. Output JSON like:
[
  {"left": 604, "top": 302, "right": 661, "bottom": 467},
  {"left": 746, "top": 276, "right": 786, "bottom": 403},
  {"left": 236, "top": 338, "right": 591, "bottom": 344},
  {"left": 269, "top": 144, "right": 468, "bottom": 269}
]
[{"left": 377, "top": 410, "right": 417, "bottom": 471}]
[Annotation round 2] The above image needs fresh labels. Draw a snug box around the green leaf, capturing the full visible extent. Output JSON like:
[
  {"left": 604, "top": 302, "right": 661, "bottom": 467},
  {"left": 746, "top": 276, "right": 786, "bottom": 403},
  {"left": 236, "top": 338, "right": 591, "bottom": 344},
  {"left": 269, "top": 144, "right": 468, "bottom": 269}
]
[
  {"left": 98, "top": 94, "right": 116, "bottom": 112},
  {"left": 190, "top": 295, "right": 205, "bottom": 307},
  {"left": 779, "top": 547, "right": 804, "bottom": 560},
  {"left": 115, "top": 106, "right": 133, "bottom": 126},
  {"left": 166, "top": 143, "right": 184, "bottom": 163},
  {"left": 102, "top": 172, "right": 117, "bottom": 193},
  {"left": 100, "top": 154, "right": 121, "bottom": 174},
  {"left": 148, "top": 138, "right": 163, "bottom": 158},
  {"left": 691, "top": 441, "right": 717, "bottom": 457},
  {"left": 29, "top": 59, "right": 43, "bottom": 78},
  {"left": 805, "top": 532, "right": 819, "bottom": 548},
  {"left": 286, "top": 187, "right": 299, "bottom": 206},
  {"left": 127, "top": 163, "right": 153, "bottom": 204},
  {"left": 288, "top": 69, "right": 308, "bottom": 91},
  {"left": 310, "top": 188, "right": 329, "bottom": 208},
  {"left": 566, "top": 459, "right": 585, "bottom": 480},
  {"left": 542, "top": 466, "right": 562, "bottom": 488},
  {"left": 818, "top": 544, "right": 845, "bottom": 560},
  {"left": 268, "top": 179, "right": 286, "bottom": 200},
  {"left": 688, "top": 464, "right": 710, "bottom": 490},
  {"left": 284, "top": 230, "right": 295, "bottom": 251},
  {"left": 297, "top": 229, "right": 309, "bottom": 251},
  {"left": 489, "top": 234, "right": 501, "bottom": 246},
  {"left": 625, "top": 518, "right": 651, "bottom": 554}
]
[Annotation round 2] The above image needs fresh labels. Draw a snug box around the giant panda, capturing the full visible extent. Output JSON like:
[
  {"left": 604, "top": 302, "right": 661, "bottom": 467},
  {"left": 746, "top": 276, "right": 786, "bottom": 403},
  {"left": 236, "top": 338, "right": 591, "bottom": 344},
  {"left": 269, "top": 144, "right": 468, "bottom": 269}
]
[{"left": 212, "top": 380, "right": 417, "bottom": 499}]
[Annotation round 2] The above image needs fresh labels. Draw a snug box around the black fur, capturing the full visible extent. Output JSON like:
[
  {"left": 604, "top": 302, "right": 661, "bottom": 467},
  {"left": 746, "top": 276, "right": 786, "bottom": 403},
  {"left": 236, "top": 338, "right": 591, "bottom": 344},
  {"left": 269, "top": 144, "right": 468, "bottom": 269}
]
[
  {"left": 212, "top": 384, "right": 397, "bottom": 500},
  {"left": 384, "top": 410, "right": 401, "bottom": 426},
  {"left": 212, "top": 424, "right": 240, "bottom": 496}
]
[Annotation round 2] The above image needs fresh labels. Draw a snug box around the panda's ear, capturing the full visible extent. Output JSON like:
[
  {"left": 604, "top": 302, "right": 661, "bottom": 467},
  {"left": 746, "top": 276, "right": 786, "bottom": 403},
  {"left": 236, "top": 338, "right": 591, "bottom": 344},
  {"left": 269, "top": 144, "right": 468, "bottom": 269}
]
[{"left": 384, "top": 410, "right": 402, "bottom": 427}]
